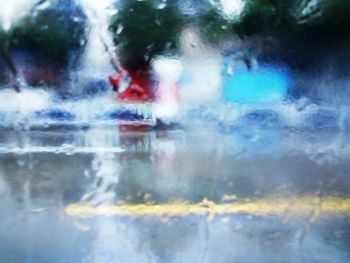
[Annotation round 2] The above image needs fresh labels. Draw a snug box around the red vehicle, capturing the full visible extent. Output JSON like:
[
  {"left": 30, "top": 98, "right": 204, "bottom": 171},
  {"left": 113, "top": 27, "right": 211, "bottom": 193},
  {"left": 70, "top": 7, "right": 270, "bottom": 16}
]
[
  {"left": 108, "top": 67, "right": 154, "bottom": 132},
  {"left": 109, "top": 68, "right": 153, "bottom": 103}
]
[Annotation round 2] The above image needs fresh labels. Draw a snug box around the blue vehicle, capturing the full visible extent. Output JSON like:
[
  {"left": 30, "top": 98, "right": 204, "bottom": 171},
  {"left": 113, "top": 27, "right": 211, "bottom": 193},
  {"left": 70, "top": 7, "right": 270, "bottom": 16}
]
[{"left": 221, "top": 55, "right": 289, "bottom": 105}]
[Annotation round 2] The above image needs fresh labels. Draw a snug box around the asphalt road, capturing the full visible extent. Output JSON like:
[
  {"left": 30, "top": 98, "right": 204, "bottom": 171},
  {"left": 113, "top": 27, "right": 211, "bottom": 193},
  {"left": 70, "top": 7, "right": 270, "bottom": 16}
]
[{"left": 0, "top": 124, "right": 349, "bottom": 262}]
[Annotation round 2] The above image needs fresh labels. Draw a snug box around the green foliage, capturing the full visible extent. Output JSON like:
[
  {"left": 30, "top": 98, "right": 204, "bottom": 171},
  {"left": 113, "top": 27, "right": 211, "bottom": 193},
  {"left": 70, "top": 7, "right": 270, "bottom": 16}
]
[
  {"left": 198, "top": 0, "right": 350, "bottom": 44},
  {"left": 0, "top": 1, "right": 87, "bottom": 70},
  {"left": 109, "top": 0, "right": 184, "bottom": 69},
  {"left": 235, "top": 0, "right": 350, "bottom": 39},
  {"left": 197, "top": 4, "right": 235, "bottom": 44},
  {"left": 197, "top": 0, "right": 298, "bottom": 45},
  {"left": 296, "top": 0, "right": 350, "bottom": 37},
  {"left": 235, "top": 0, "right": 296, "bottom": 37},
  {"left": 8, "top": 6, "right": 86, "bottom": 67},
  {"left": 0, "top": 27, "right": 6, "bottom": 52}
]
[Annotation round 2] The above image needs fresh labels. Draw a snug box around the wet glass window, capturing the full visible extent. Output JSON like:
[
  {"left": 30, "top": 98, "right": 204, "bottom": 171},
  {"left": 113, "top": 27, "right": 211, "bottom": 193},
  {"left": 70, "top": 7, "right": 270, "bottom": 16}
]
[{"left": 0, "top": 1, "right": 350, "bottom": 262}]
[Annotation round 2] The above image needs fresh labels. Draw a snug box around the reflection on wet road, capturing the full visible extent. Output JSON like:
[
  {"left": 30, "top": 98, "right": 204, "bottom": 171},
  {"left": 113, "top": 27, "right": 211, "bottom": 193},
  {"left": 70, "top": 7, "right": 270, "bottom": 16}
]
[{"left": 0, "top": 123, "right": 350, "bottom": 262}]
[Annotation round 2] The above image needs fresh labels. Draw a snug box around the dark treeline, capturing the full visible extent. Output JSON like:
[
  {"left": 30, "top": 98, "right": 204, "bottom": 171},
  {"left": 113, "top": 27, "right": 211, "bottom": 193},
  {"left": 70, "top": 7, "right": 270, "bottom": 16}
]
[{"left": 0, "top": 0, "right": 350, "bottom": 100}]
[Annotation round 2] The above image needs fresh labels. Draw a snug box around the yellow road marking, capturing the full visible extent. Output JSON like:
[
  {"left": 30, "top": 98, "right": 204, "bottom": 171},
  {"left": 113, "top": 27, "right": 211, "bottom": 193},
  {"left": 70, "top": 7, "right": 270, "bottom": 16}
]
[{"left": 65, "top": 196, "right": 350, "bottom": 219}]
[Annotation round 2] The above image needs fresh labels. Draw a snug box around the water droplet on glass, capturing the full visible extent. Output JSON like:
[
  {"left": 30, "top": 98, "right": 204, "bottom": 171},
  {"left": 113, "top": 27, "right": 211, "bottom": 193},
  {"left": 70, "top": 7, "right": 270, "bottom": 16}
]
[
  {"left": 40, "top": 25, "right": 49, "bottom": 31},
  {"left": 105, "top": 7, "right": 118, "bottom": 16},
  {"left": 35, "top": 0, "right": 50, "bottom": 10},
  {"left": 62, "top": 144, "right": 75, "bottom": 155},
  {"left": 16, "top": 156, "right": 26, "bottom": 167},
  {"left": 84, "top": 170, "right": 91, "bottom": 178},
  {"left": 116, "top": 25, "right": 124, "bottom": 34},
  {"left": 227, "top": 65, "right": 233, "bottom": 76},
  {"left": 80, "top": 39, "right": 86, "bottom": 46},
  {"left": 157, "top": 2, "right": 167, "bottom": 9}
]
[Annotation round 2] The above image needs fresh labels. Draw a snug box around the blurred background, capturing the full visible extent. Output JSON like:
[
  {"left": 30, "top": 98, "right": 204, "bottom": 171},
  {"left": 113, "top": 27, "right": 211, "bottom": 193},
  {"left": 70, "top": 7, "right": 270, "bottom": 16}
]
[
  {"left": 0, "top": 0, "right": 349, "bottom": 103},
  {"left": 0, "top": 1, "right": 350, "bottom": 263}
]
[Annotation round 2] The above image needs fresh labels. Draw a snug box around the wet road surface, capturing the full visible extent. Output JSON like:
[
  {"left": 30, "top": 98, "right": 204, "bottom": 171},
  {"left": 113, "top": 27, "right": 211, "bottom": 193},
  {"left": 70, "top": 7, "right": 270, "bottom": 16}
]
[{"left": 0, "top": 122, "right": 349, "bottom": 262}]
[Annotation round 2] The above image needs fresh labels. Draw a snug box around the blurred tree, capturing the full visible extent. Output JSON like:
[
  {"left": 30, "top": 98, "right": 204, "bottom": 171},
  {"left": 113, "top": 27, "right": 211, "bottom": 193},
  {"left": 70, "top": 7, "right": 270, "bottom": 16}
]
[
  {"left": 296, "top": 0, "right": 350, "bottom": 38},
  {"left": 8, "top": 0, "right": 87, "bottom": 70},
  {"left": 198, "top": 0, "right": 350, "bottom": 44},
  {"left": 235, "top": 0, "right": 296, "bottom": 37},
  {"left": 196, "top": 2, "right": 234, "bottom": 44},
  {"left": 198, "top": 0, "right": 298, "bottom": 44},
  {"left": 109, "top": 0, "right": 350, "bottom": 64},
  {"left": 0, "top": 26, "right": 20, "bottom": 90},
  {"left": 109, "top": 0, "right": 184, "bottom": 71},
  {"left": 0, "top": 0, "right": 87, "bottom": 88}
]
